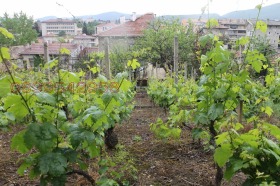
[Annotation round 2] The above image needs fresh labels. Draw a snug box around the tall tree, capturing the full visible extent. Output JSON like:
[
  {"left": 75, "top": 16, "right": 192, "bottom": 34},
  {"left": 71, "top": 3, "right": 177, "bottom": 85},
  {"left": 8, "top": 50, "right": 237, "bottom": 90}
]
[
  {"left": 0, "top": 11, "right": 38, "bottom": 46},
  {"left": 133, "top": 17, "right": 196, "bottom": 72},
  {"left": 82, "top": 22, "right": 88, "bottom": 35}
]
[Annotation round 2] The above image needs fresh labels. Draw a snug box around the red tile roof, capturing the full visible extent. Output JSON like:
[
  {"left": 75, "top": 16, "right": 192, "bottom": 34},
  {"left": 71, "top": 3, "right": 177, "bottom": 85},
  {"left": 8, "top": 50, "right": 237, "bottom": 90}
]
[
  {"left": 20, "top": 43, "right": 80, "bottom": 55},
  {"left": 74, "top": 34, "right": 96, "bottom": 39},
  {"left": 98, "top": 13, "right": 155, "bottom": 37}
]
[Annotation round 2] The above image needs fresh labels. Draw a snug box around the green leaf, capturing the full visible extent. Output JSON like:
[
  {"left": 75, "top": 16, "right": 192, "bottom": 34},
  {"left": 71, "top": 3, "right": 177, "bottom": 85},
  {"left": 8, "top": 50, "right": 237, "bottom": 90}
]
[
  {"left": 224, "top": 159, "right": 244, "bottom": 180},
  {"left": 236, "top": 37, "right": 250, "bottom": 46},
  {"left": 261, "top": 106, "right": 273, "bottom": 117},
  {"left": 4, "top": 94, "right": 29, "bottom": 120},
  {"left": 0, "top": 47, "right": 11, "bottom": 61},
  {"left": 214, "top": 145, "right": 233, "bottom": 167},
  {"left": 87, "top": 143, "right": 100, "bottom": 158},
  {"left": 252, "top": 60, "right": 263, "bottom": 73},
  {"left": 90, "top": 66, "right": 100, "bottom": 74},
  {"left": 206, "top": 18, "right": 219, "bottom": 29},
  {"left": 43, "top": 58, "right": 58, "bottom": 69},
  {"left": 59, "top": 47, "right": 70, "bottom": 55},
  {"left": 0, "top": 76, "right": 21, "bottom": 97},
  {"left": 255, "top": 4, "right": 262, "bottom": 11},
  {"left": 213, "top": 87, "right": 227, "bottom": 100},
  {"left": 127, "top": 59, "right": 140, "bottom": 70},
  {"left": 35, "top": 92, "right": 56, "bottom": 106},
  {"left": 256, "top": 20, "right": 267, "bottom": 33},
  {"left": 216, "top": 132, "right": 229, "bottom": 146},
  {"left": 38, "top": 152, "right": 67, "bottom": 176},
  {"left": 0, "top": 27, "right": 14, "bottom": 39},
  {"left": 24, "top": 123, "right": 58, "bottom": 153},
  {"left": 119, "top": 79, "right": 132, "bottom": 92},
  {"left": 11, "top": 130, "right": 29, "bottom": 153},
  {"left": 208, "top": 103, "right": 224, "bottom": 120},
  {"left": 199, "top": 34, "right": 214, "bottom": 47}
]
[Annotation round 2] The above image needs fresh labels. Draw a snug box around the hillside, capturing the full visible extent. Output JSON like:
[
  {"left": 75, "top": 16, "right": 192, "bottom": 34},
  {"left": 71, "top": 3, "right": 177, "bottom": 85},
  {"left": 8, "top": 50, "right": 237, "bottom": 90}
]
[
  {"left": 222, "top": 3, "right": 280, "bottom": 19},
  {"left": 37, "top": 3, "right": 280, "bottom": 21}
]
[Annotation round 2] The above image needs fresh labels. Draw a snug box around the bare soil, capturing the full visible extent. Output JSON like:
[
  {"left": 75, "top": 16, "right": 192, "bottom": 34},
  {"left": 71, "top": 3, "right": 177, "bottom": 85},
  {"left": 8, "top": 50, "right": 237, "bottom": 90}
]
[{"left": 0, "top": 91, "right": 245, "bottom": 186}]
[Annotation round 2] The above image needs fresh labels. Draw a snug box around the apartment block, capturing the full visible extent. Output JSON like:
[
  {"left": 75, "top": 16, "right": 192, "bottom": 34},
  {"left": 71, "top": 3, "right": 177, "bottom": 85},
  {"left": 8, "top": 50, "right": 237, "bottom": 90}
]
[{"left": 41, "top": 18, "right": 82, "bottom": 36}]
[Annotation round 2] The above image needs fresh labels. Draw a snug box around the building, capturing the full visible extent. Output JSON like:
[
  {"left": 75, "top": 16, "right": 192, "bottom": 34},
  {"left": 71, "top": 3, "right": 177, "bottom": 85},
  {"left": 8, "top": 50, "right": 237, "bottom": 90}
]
[
  {"left": 19, "top": 43, "right": 83, "bottom": 69},
  {"left": 247, "top": 19, "right": 280, "bottom": 52},
  {"left": 219, "top": 19, "right": 247, "bottom": 40},
  {"left": 95, "top": 22, "right": 119, "bottom": 35},
  {"left": 97, "top": 13, "right": 156, "bottom": 51},
  {"left": 41, "top": 18, "right": 82, "bottom": 36},
  {"left": 72, "top": 34, "right": 97, "bottom": 47}
]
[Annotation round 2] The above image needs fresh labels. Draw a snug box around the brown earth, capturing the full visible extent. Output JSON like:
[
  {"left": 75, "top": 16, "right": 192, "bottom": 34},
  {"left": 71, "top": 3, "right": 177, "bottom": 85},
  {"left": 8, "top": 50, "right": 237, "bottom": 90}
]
[{"left": 0, "top": 91, "right": 245, "bottom": 186}]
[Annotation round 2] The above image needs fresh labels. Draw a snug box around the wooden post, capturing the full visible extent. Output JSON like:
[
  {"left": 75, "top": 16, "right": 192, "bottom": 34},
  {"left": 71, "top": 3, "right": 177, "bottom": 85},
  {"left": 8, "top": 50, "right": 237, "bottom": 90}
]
[
  {"left": 44, "top": 42, "right": 50, "bottom": 81},
  {"left": 184, "top": 61, "right": 188, "bottom": 80},
  {"left": 156, "top": 62, "right": 158, "bottom": 79},
  {"left": 174, "top": 36, "right": 178, "bottom": 84},
  {"left": 237, "top": 100, "right": 243, "bottom": 124},
  {"left": 104, "top": 37, "right": 111, "bottom": 79}
]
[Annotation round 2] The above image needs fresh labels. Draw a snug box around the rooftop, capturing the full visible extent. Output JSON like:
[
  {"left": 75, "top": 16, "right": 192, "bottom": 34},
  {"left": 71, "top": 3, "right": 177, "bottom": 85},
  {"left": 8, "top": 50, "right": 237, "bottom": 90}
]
[
  {"left": 98, "top": 13, "right": 155, "bottom": 37},
  {"left": 20, "top": 43, "right": 80, "bottom": 55}
]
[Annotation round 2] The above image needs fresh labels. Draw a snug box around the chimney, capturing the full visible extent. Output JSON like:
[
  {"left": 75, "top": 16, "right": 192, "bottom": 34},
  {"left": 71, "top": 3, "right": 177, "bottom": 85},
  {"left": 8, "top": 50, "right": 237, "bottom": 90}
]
[
  {"left": 131, "top": 12, "right": 136, "bottom": 21},
  {"left": 120, "top": 16, "right": 126, "bottom": 24}
]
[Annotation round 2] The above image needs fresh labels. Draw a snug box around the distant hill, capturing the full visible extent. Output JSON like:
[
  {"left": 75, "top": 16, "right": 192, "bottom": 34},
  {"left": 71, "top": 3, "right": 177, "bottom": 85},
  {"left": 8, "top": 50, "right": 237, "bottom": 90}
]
[
  {"left": 77, "top": 12, "right": 130, "bottom": 21},
  {"left": 162, "top": 13, "right": 220, "bottom": 20},
  {"left": 222, "top": 3, "right": 280, "bottom": 19},
  {"left": 36, "top": 16, "right": 58, "bottom": 21},
  {"left": 37, "top": 3, "right": 280, "bottom": 22}
]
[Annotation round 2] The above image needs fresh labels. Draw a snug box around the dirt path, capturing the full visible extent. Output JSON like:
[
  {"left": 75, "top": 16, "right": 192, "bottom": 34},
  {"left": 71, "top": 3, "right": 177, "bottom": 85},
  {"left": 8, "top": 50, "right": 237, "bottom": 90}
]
[{"left": 115, "top": 91, "right": 245, "bottom": 186}]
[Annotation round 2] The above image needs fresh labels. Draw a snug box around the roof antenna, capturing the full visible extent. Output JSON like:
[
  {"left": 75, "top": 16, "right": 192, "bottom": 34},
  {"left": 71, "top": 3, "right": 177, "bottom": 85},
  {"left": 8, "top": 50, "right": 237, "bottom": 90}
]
[{"left": 56, "top": 2, "right": 76, "bottom": 19}]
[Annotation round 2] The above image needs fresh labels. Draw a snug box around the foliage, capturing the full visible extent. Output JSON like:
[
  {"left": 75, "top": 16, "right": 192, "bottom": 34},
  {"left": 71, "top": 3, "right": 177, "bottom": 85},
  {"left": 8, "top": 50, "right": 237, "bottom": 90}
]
[
  {"left": 58, "top": 30, "right": 66, "bottom": 37},
  {"left": 0, "top": 27, "right": 137, "bottom": 185},
  {"left": 0, "top": 12, "right": 38, "bottom": 46},
  {"left": 215, "top": 122, "right": 280, "bottom": 185},
  {"left": 146, "top": 10, "right": 280, "bottom": 185},
  {"left": 133, "top": 17, "right": 196, "bottom": 71},
  {"left": 97, "top": 145, "right": 138, "bottom": 185}
]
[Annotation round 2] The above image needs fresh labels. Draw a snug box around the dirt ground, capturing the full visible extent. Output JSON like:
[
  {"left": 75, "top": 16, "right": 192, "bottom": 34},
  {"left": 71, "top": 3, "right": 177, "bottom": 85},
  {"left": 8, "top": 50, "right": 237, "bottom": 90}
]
[{"left": 0, "top": 91, "right": 245, "bottom": 186}]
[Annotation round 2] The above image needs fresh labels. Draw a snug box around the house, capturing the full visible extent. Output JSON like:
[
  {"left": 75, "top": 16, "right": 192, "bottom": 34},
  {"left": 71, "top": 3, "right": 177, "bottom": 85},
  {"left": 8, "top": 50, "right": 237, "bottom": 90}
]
[
  {"left": 72, "top": 34, "right": 97, "bottom": 47},
  {"left": 247, "top": 19, "right": 280, "bottom": 52},
  {"left": 95, "top": 22, "right": 119, "bottom": 35},
  {"left": 219, "top": 19, "right": 247, "bottom": 40},
  {"left": 19, "top": 43, "right": 83, "bottom": 69},
  {"left": 40, "top": 18, "right": 82, "bottom": 36},
  {"left": 97, "top": 13, "right": 156, "bottom": 51}
]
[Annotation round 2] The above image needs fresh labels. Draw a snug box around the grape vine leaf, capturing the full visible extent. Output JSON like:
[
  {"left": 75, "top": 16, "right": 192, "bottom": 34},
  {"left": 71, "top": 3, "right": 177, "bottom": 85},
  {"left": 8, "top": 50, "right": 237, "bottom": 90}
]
[
  {"left": 35, "top": 92, "right": 56, "bottom": 106},
  {"left": 11, "top": 130, "right": 29, "bottom": 153},
  {"left": 256, "top": 20, "right": 267, "bottom": 33},
  {"left": 0, "top": 27, "right": 14, "bottom": 39},
  {"left": 24, "top": 123, "right": 58, "bottom": 153},
  {"left": 127, "top": 59, "right": 140, "bottom": 70},
  {"left": 0, "top": 47, "right": 11, "bottom": 62},
  {"left": 214, "top": 144, "right": 233, "bottom": 167},
  {"left": 208, "top": 103, "right": 224, "bottom": 120},
  {"left": 4, "top": 94, "right": 29, "bottom": 120},
  {"left": 38, "top": 152, "right": 67, "bottom": 176}
]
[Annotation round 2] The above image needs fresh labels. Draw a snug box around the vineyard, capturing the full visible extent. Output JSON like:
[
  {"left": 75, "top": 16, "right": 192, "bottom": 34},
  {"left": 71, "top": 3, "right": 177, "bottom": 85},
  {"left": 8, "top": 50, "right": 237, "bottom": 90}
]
[{"left": 1, "top": 4, "right": 280, "bottom": 186}]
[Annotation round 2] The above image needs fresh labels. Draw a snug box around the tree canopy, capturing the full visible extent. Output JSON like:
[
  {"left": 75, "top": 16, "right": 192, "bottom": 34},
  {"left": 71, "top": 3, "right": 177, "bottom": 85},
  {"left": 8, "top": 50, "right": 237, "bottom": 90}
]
[
  {"left": 133, "top": 17, "right": 196, "bottom": 71},
  {"left": 0, "top": 11, "right": 38, "bottom": 46}
]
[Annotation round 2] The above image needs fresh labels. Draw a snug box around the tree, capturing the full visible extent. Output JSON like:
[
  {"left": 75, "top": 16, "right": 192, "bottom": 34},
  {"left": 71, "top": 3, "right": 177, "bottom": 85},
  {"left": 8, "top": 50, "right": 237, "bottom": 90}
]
[
  {"left": 58, "top": 30, "right": 66, "bottom": 37},
  {"left": 86, "top": 20, "right": 99, "bottom": 35},
  {"left": 133, "top": 17, "right": 196, "bottom": 72},
  {"left": 33, "top": 21, "right": 42, "bottom": 37},
  {"left": 82, "top": 22, "right": 88, "bottom": 35},
  {"left": 0, "top": 11, "right": 38, "bottom": 46}
]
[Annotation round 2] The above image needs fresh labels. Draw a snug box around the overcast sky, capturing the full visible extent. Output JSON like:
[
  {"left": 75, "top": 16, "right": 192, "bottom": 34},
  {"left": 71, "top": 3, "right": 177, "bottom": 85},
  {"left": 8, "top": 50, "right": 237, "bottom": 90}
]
[{"left": 0, "top": 0, "right": 279, "bottom": 19}]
